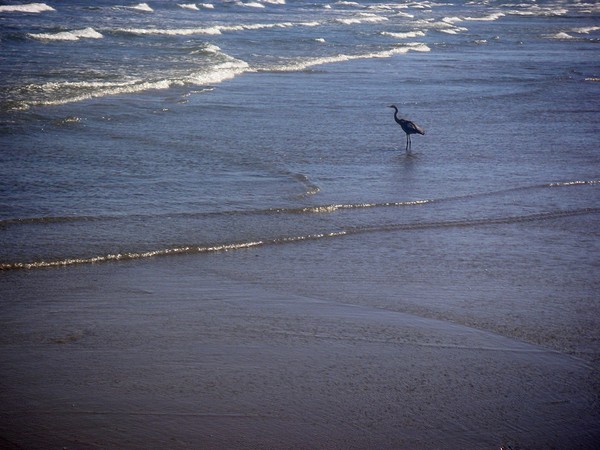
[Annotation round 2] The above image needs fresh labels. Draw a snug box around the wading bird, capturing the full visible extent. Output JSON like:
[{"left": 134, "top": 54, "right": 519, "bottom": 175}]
[{"left": 388, "top": 105, "right": 425, "bottom": 154}]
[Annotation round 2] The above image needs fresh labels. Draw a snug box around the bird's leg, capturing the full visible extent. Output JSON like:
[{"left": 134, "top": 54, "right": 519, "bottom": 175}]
[{"left": 405, "top": 134, "right": 409, "bottom": 154}]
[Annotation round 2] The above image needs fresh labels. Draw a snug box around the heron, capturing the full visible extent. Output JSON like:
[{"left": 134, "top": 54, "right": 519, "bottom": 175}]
[{"left": 388, "top": 105, "right": 425, "bottom": 154}]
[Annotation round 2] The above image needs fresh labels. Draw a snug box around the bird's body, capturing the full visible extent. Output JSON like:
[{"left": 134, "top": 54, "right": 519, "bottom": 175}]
[{"left": 388, "top": 105, "right": 424, "bottom": 154}]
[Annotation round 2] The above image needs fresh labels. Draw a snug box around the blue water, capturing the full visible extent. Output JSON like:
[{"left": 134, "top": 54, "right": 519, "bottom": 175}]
[{"left": 1, "top": 1, "right": 600, "bottom": 358}]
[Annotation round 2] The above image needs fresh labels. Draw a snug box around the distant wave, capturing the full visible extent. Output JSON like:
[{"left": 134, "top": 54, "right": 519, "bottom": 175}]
[
  {"left": 382, "top": 31, "right": 426, "bottom": 39},
  {"left": 415, "top": 19, "right": 468, "bottom": 35},
  {"left": 178, "top": 3, "right": 199, "bottom": 10},
  {"left": 438, "top": 27, "right": 468, "bottom": 35},
  {"left": 546, "top": 32, "right": 575, "bottom": 40},
  {"left": 462, "top": 12, "right": 505, "bottom": 21},
  {"left": 128, "top": 3, "right": 153, "bottom": 12},
  {"left": 236, "top": 2, "right": 265, "bottom": 8},
  {"left": 572, "top": 26, "right": 600, "bottom": 34},
  {"left": 506, "top": 7, "right": 568, "bottom": 17},
  {"left": 28, "top": 27, "right": 104, "bottom": 41},
  {"left": 335, "top": 1, "right": 362, "bottom": 7},
  {"left": 115, "top": 21, "right": 320, "bottom": 36},
  {"left": 334, "top": 13, "right": 388, "bottom": 25},
  {"left": 0, "top": 3, "right": 55, "bottom": 13},
  {"left": 442, "top": 16, "right": 463, "bottom": 24}
]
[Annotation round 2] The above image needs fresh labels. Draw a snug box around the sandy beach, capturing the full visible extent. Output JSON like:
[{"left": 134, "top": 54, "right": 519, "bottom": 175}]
[{"left": 1, "top": 253, "right": 599, "bottom": 449}]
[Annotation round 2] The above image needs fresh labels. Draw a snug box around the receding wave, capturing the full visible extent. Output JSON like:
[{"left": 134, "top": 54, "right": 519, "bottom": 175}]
[
  {"left": 2, "top": 207, "right": 598, "bottom": 271},
  {"left": 0, "top": 3, "right": 55, "bottom": 13}
]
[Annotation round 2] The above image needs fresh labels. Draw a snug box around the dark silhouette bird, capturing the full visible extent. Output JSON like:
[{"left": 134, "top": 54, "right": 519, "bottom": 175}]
[{"left": 388, "top": 105, "right": 425, "bottom": 154}]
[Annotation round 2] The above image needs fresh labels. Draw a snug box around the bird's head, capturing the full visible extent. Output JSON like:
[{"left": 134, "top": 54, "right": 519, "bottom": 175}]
[{"left": 388, "top": 104, "right": 398, "bottom": 111}]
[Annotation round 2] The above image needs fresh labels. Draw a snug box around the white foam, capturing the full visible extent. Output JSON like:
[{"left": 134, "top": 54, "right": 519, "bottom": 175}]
[
  {"left": 334, "top": 14, "right": 388, "bottom": 25},
  {"left": 439, "top": 27, "right": 468, "bottom": 35},
  {"left": 419, "top": 20, "right": 468, "bottom": 35},
  {"left": 118, "top": 21, "right": 317, "bottom": 36},
  {"left": 178, "top": 3, "right": 199, "bottom": 10},
  {"left": 267, "top": 43, "right": 430, "bottom": 72},
  {"left": 507, "top": 7, "right": 567, "bottom": 17},
  {"left": 129, "top": 3, "right": 153, "bottom": 12},
  {"left": 0, "top": 2, "right": 55, "bottom": 13},
  {"left": 203, "top": 44, "right": 222, "bottom": 53},
  {"left": 463, "top": 12, "right": 505, "bottom": 21},
  {"left": 382, "top": 30, "right": 426, "bottom": 39},
  {"left": 28, "top": 27, "right": 104, "bottom": 41},
  {"left": 236, "top": 1, "right": 265, "bottom": 8},
  {"left": 572, "top": 26, "right": 600, "bottom": 34},
  {"left": 199, "top": 3, "right": 215, "bottom": 8},
  {"left": 188, "top": 60, "right": 250, "bottom": 85},
  {"left": 547, "top": 32, "right": 574, "bottom": 39},
  {"left": 442, "top": 16, "right": 463, "bottom": 24}
]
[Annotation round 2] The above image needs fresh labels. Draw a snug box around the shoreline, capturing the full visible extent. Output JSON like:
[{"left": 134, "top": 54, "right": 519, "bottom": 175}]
[{"left": 1, "top": 257, "right": 599, "bottom": 448}]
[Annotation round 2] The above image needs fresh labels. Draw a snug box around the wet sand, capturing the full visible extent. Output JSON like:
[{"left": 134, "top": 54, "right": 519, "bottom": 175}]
[{"left": 1, "top": 257, "right": 599, "bottom": 449}]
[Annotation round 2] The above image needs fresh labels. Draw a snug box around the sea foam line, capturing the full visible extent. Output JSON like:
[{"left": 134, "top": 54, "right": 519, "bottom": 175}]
[{"left": 264, "top": 43, "right": 431, "bottom": 72}]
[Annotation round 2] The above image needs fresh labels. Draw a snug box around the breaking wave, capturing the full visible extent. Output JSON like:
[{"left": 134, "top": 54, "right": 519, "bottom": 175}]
[
  {"left": 10, "top": 43, "right": 249, "bottom": 110},
  {"left": 28, "top": 27, "right": 104, "bottom": 41}
]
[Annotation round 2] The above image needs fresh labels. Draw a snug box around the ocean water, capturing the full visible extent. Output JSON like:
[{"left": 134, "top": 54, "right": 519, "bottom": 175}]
[{"left": 1, "top": 1, "right": 600, "bottom": 358}]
